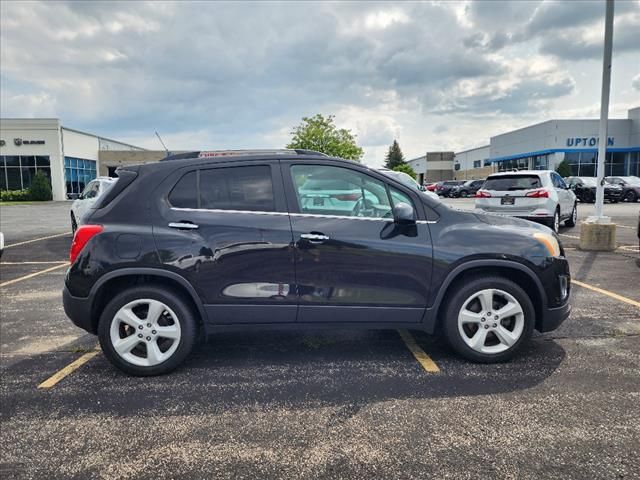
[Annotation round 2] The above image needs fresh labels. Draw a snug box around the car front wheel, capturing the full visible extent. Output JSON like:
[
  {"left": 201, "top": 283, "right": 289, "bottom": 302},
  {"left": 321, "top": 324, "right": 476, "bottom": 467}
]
[
  {"left": 98, "top": 286, "right": 198, "bottom": 376},
  {"left": 442, "top": 276, "right": 535, "bottom": 363}
]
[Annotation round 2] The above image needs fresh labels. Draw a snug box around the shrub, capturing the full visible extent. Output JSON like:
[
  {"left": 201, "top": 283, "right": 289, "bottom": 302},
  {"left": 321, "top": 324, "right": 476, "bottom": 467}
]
[
  {"left": 0, "top": 189, "right": 32, "bottom": 202},
  {"left": 555, "top": 159, "right": 571, "bottom": 178},
  {"left": 29, "top": 171, "right": 53, "bottom": 201}
]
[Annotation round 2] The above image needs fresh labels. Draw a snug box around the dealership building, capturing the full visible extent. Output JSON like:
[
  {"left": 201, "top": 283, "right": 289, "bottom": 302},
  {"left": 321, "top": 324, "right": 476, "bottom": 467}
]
[
  {"left": 409, "top": 106, "right": 640, "bottom": 182},
  {"left": 0, "top": 118, "right": 170, "bottom": 201}
]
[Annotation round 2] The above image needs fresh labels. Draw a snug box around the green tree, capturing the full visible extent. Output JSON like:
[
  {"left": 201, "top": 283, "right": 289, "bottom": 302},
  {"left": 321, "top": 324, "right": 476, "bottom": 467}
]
[
  {"left": 392, "top": 163, "right": 416, "bottom": 179},
  {"left": 555, "top": 159, "right": 571, "bottom": 178},
  {"left": 384, "top": 140, "right": 405, "bottom": 169},
  {"left": 29, "top": 171, "right": 52, "bottom": 201},
  {"left": 286, "top": 114, "right": 363, "bottom": 161}
]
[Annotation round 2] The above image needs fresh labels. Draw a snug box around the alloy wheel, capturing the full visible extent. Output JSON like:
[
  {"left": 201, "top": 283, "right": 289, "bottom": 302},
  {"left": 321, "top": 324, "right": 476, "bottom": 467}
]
[
  {"left": 457, "top": 288, "right": 525, "bottom": 354},
  {"left": 110, "top": 299, "right": 181, "bottom": 367},
  {"left": 554, "top": 211, "right": 560, "bottom": 232}
]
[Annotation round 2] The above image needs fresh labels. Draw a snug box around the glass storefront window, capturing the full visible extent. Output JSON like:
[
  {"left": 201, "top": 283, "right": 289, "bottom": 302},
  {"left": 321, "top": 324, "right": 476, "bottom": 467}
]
[
  {"left": 64, "top": 156, "right": 97, "bottom": 197},
  {"left": 0, "top": 155, "right": 52, "bottom": 192}
]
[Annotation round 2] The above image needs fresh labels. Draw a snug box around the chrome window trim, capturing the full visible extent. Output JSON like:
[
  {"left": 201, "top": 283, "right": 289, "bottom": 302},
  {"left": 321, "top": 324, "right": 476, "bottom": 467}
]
[
  {"left": 171, "top": 207, "right": 289, "bottom": 216},
  {"left": 171, "top": 206, "right": 438, "bottom": 223}
]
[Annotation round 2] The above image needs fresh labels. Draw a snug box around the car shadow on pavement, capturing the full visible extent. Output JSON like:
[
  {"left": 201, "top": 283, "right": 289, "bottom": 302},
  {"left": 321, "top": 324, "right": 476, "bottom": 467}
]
[{"left": 1, "top": 329, "right": 565, "bottom": 419}]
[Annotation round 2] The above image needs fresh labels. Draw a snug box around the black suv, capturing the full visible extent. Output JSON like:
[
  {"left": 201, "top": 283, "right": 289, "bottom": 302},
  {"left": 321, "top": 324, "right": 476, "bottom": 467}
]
[
  {"left": 63, "top": 150, "right": 571, "bottom": 376},
  {"left": 450, "top": 179, "right": 485, "bottom": 198}
]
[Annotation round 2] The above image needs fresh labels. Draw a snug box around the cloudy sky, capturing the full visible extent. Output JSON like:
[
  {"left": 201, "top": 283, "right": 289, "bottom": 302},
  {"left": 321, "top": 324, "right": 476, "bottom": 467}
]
[{"left": 1, "top": 1, "right": 639, "bottom": 167}]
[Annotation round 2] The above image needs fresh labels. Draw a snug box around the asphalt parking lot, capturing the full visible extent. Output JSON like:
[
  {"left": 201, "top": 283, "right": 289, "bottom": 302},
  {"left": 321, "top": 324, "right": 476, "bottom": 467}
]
[{"left": 1, "top": 200, "right": 639, "bottom": 479}]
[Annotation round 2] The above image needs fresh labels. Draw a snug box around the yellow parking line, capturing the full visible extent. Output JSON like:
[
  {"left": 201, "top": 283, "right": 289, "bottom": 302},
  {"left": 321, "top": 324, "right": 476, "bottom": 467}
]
[
  {"left": 573, "top": 280, "right": 640, "bottom": 308},
  {"left": 398, "top": 329, "right": 440, "bottom": 373},
  {"left": 5, "top": 232, "right": 70, "bottom": 248},
  {"left": 0, "top": 263, "right": 68, "bottom": 288},
  {"left": 38, "top": 349, "right": 101, "bottom": 389}
]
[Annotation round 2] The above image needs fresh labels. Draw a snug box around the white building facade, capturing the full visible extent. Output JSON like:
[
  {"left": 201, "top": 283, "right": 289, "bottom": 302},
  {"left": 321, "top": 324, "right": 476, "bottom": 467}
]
[
  {"left": 0, "top": 118, "right": 144, "bottom": 200},
  {"left": 460, "top": 107, "right": 640, "bottom": 177}
]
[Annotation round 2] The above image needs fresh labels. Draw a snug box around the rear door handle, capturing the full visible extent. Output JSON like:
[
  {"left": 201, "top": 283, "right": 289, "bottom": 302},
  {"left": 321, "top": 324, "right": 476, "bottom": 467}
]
[
  {"left": 300, "top": 233, "right": 329, "bottom": 242},
  {"left": 169, "top": 222, "right": 199, "bottom": 230}
]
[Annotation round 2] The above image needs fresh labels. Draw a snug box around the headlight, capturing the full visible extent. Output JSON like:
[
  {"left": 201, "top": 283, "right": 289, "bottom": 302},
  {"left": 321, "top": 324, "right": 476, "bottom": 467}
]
[{"left": 533, "top": 232, "right": 561, "bottom": 257}]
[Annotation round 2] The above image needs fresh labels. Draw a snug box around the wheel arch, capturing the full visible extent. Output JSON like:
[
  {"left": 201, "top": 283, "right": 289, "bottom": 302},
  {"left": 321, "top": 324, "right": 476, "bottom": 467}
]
[
  {"left": 427, "top": 259, "right": 547, "bottom": 334},
  {"left": 89, "top": 268, "right": 207, "bottom": 333}
]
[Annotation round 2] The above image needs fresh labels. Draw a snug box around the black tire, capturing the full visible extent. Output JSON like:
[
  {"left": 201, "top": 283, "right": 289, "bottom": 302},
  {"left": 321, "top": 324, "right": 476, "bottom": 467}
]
[
  {"left": 442, "top": 276, "right": 535, "bottom": 363},
  {"left": 624, "top": 191, "right": 637, "bottom": 203},
  {"left": 98, "top": 285, "right": 198, "bottom": 376},
  {"left": 460, "top": 190, "right": 469, "bottom": 198},
  {"left": 71, "top": 213, "right": 77, "bottom": 235},
  {"left": 565, "top": 203, "right": 577, "bottom": 227},
  {"left": 545, "top": 209, "right": 560, "bottom": 232}
]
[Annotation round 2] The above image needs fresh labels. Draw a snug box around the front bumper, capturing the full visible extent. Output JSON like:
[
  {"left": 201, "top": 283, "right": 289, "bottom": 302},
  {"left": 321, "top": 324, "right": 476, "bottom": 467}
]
[
  {"left": 539, "top": 300, "right": 571, "bottom": 332},
  {"left": 63, "top": 285, "right": 96, "bottom": 334}
]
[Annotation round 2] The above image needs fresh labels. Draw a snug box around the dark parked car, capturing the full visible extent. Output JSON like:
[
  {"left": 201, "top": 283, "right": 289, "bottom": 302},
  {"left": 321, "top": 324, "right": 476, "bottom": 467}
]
[
  {"left": 63, "top": 149, "right": 571, "bottom": 376},
  {"left": 435, "top": 180, "right": 465, "bottom": 197},
  {"left": 566, "top": 176, "right": 622, "bottom": 203},
  {"left": 605, "top": 176, "right": 640, "bottom": 202},
  {"left": 450, "top": 179, "right": 485, "bottom": 198}
]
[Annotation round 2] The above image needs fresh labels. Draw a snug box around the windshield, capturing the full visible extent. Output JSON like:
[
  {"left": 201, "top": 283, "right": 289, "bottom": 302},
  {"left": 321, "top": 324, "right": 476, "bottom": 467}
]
[
  {"left": 483, "top": 175, "right": 542, "bottom": 191},
  {"left": 579, "top": 177, "right": 597, "bottom": 187}
]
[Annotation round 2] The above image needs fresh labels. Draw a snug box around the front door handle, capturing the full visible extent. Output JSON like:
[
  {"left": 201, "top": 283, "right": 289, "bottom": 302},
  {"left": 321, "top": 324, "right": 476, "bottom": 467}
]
[
  {"left": 169, "top": 222, "right": 199, "bottom": 230},
  {"left": 300, "top": 233, "right": 329, "bottom": 243}
]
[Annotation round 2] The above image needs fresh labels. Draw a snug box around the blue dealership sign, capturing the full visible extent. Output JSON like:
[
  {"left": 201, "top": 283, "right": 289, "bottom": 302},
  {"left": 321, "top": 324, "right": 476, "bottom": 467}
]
[{"left": 566, "top": 137, "right": 614, "bottom": 147}]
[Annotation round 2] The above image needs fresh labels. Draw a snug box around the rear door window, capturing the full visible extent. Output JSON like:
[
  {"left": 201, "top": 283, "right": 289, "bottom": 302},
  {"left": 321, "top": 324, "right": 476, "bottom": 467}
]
[
  {"left": 200, "top": 165, "right": 274, "bottom": 212},
  {"left": 483, "top": 175, "right": 541, "bottom": 191}
]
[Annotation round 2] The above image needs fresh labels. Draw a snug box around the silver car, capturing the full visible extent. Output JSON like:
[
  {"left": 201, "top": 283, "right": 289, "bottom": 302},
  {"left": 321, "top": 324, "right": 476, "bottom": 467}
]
[{"left": 475, "top": 170, "right": 577, "bottom": 232}]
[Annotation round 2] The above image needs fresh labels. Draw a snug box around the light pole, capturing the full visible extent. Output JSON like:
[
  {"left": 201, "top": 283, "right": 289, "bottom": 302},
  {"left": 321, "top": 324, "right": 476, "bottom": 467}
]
[
  {"left": 591, "top": 0, "right": 615, "bottom": 222},
  {"left": 581, "top": 0, "right": 617, "bottom": 251}
]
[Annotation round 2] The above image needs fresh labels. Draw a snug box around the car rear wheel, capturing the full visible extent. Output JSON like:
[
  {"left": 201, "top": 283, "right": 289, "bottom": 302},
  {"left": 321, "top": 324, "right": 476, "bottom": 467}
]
[
  {"left": 545, "top": 209, "right": 560, "bottom": 232},
  {"left": 98, "top": 286, "right": 198, "bottom": 376},
  {"left": 442, "top": 276, "right": 534, "bottom": 363},
  {"left": 565, "top": 203, "right": 577, "bottom": 227},
  {"left": 624, "top": 191, "right": 638, "bottom": 202},
  {"left": 460, "top": 190, "right": 468, "bottom": 198}
]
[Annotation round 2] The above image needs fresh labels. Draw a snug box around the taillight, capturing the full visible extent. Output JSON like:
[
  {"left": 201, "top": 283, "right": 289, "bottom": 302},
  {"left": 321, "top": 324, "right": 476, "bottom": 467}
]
[
  {"left": 475, "top": 190, "right": 491, "bottom": 198},
  {"left": 333, "top": 193, "right": 361, "bottom": 201},
  {"left": 70, "top": 225, "right": 103, "bottom": 263},
  {"left": 525, "top": 189, "right": 550, "bottom": 198}
]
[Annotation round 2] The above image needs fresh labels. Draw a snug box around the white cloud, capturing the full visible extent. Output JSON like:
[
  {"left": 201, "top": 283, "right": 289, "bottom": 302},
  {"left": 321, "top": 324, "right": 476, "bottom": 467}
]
[{"left": 0, "top": 0, "right": 638, "bottom": 163}]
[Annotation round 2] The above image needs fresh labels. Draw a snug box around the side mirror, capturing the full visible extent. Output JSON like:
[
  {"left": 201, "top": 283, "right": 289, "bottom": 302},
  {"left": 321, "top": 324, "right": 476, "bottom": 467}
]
[
  {"left": 393, "top": 202, "right": 415, "bottom": 224},
  {"left": 418, "top": 185, "right": 426, "bottom": 191}
]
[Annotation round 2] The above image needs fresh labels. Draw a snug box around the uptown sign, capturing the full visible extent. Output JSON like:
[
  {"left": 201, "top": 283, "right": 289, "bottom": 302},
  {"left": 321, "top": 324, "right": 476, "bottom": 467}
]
[{"left": 566, "top": 137, "right": 614, "bottom": 147}]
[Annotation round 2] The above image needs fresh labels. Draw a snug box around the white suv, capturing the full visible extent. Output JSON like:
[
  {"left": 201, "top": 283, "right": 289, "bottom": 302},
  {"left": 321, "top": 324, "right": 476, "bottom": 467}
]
[
  {"left": 475, "top": 170, "right": 577, "bottom": 232},
  {"left": 70, "top": 177, "right": 116, "bottom": 233}
]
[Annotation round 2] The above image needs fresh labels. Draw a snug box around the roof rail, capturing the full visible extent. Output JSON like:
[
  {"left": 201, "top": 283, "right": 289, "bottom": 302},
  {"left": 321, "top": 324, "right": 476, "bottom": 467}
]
[{"left": 161, "top": 149, "right": 328, "bottom": 161}]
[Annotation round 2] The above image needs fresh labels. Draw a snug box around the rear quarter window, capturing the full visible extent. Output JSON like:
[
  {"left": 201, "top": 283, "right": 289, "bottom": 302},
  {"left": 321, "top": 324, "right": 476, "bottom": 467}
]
[
  {"left": 483, "top": 175, "right": 541, "bottom": 191},
  {"left": 168, "top": 171, "right": 197, "bottom": 208}
]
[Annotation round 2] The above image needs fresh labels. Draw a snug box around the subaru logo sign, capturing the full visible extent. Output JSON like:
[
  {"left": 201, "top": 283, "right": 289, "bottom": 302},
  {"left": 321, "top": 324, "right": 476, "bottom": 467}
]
[{"left": 566, "top": 137, "right": 614, "bottom": 147}]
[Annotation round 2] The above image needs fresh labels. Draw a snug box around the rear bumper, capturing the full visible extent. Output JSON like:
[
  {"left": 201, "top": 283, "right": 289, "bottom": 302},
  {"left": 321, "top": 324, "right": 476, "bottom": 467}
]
[
  {"left": 63, "top": 285, "right": 96, "bottom": 334},
  {"left": 539, "top": 300, "right": 571, "bottom": 333}
]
